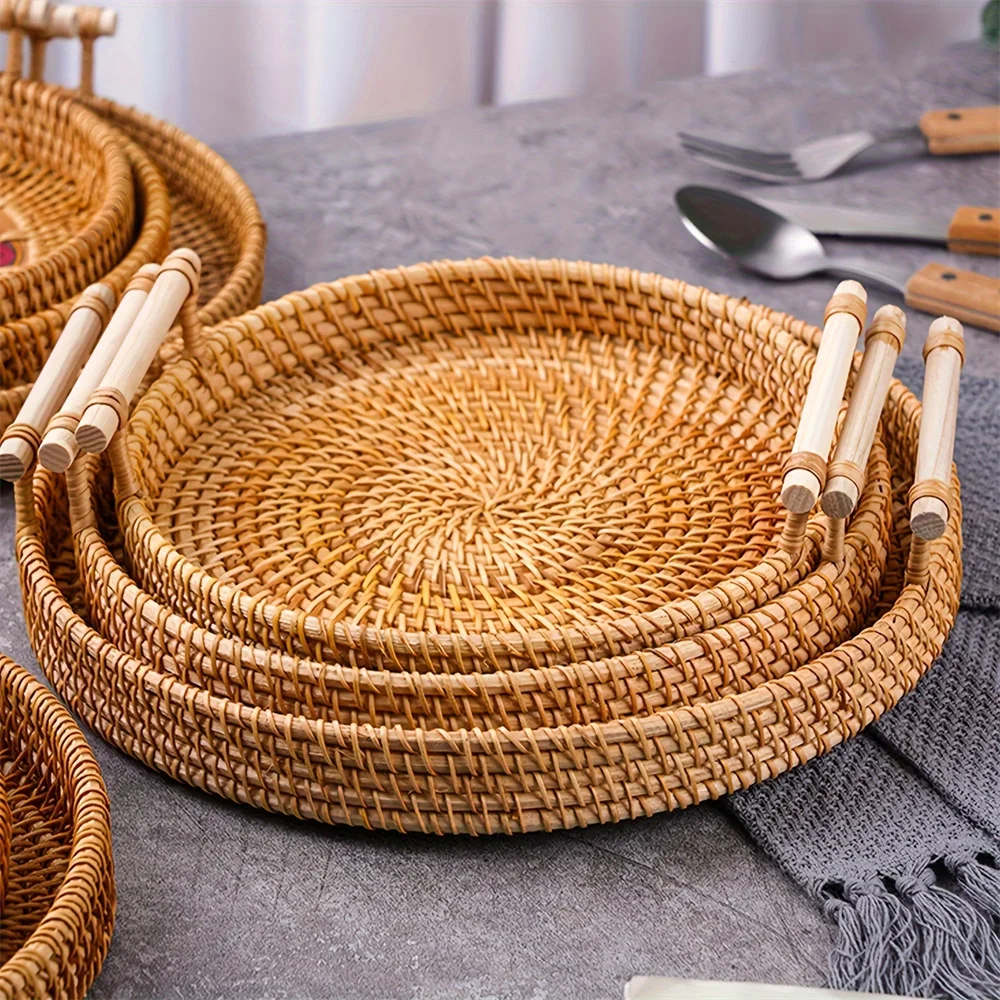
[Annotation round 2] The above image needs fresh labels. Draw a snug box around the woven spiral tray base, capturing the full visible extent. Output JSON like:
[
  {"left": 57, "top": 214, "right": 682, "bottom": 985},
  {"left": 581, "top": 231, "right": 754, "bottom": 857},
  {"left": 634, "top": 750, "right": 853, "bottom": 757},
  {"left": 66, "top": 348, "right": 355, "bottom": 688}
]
[
  {"left": 17, "top": 267, "right": 961, "bottom": 834},
  {"left": 0, "top": 658, "right": 114, "bottom": 1000}
]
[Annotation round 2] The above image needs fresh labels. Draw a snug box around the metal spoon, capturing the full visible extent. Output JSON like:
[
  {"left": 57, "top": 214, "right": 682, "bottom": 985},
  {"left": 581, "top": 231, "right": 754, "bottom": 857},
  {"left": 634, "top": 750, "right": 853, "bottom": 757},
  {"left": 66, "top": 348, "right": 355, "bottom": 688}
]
[
  {"left": 674, "top": 185, "right": 910, "bottom": 291},
  {"left": 674, "top": 185, "right": 1000, "bottom": 332}
]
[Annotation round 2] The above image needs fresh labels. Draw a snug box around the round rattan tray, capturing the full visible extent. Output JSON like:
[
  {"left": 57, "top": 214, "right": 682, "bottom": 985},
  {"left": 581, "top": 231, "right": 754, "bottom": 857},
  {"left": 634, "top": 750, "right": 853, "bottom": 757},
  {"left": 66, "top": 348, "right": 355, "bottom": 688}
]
[
  {"left": 0, "top": 656, "right": 115, "bottom": 999},
  {"left": 116, "top": 259, "right": 890, "bottom": 673},
  {"left": 15, "top": 266, "right": 962, "bottom": 833},
  {"left": 0, "top": 75, "right": 134, "bottom": 323}
]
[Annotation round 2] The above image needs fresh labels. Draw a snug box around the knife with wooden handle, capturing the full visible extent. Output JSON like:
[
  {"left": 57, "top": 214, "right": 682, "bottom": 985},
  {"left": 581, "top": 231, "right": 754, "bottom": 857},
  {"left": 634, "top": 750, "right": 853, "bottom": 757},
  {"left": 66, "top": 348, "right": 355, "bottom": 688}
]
[{"left": 759, "top": 199, "right": 1000, "bottom": 256}]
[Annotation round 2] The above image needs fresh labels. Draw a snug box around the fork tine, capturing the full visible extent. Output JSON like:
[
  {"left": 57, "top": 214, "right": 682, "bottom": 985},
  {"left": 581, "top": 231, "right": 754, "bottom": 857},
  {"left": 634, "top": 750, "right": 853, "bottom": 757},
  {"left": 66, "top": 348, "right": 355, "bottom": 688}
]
[
  {"left": 679, "top": 141, "right": 804, "bottom": 173},
  {"left": 679, "top": 141, "right": 803, "bottom": 175},
  {"left": 681, "top": 146, "right": 807, "bottom": 183},
  {"left": 677, "top": 132, "right": 796, "bottom": 164}
]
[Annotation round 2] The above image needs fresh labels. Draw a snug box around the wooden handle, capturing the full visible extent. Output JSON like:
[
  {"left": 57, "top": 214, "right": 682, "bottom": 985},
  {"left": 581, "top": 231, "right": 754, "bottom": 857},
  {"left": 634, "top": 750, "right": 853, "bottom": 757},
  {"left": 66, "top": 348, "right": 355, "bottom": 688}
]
[
  {"left": 946, "top": 206, "right": 1000, "bottom": 256},
  {"left": 910, "top": 317, "right": 963, "bottom": 541},
  {"left": 46, "top": 3, "right": 77, "bottom": 35},
  {"left": 0, "top": 283, "right": 113, "bottom": 481},
  {"left": 5, "top": 0, "right": 51, "bottom": 30},
  {"left": 780, "top": 280, "right": 867, "bottom": 515},
  {"left": 76, "top": 249, "right": 201, "bottom": 455},
  {"left": 38, "top": 265, "right": 159, "bottom": 473},
  {"left": 919, "top": 106, "right": 1000, "bottom": 155},
  {"left": 905, "top": 263, "right": 1000, "bottom": 333},
  {"left": 821, "top": 304, "right": 905, "bottom": 520}
]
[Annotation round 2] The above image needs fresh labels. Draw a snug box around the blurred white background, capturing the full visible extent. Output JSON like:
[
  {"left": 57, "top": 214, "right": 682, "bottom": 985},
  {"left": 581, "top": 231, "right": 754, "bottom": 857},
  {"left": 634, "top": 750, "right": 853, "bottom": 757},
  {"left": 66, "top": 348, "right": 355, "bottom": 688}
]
[{"left": 3, "top": 0, "right": 984, "bottom": 143}]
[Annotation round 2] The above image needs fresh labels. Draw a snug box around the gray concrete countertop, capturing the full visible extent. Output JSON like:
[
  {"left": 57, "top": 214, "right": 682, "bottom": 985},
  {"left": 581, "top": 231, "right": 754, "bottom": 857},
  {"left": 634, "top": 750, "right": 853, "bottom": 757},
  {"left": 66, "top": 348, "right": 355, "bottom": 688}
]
[{"left": 1, "top": 41, "right": 997, "bottom": 1000}]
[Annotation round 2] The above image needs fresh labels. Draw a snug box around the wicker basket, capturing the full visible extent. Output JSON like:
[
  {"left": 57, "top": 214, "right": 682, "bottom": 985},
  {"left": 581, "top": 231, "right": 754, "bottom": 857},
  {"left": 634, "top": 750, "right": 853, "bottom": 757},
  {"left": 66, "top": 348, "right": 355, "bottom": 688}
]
[
  {"left": 0, "top": 657, "right": 115, "bottom": 999},
  {"left": 0, "top": 760, "right": 9, "bottom": 917},
  {"left": 15, "top": 265, "right": 962, "bottom": 833},
  {"left": 108, "top": 259, "right": 891, "bottom": 674},
  {"left": 0, "top": 74, "right": 134, "bottom": 323}
]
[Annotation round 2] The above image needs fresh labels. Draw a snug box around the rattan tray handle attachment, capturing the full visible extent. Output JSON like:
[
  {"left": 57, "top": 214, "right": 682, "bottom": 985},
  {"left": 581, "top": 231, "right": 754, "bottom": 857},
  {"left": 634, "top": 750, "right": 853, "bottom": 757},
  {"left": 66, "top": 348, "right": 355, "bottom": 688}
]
[
  {"left": 907, "top": 316, "right": 964, "bottom": 583},
  {"left": 13, "top": 1, "right": 114, "bottom": 91},
  {"left": 779, "top": 280, "right": 867, "bottom": 559},
  {"left": 37, "top": 264, "right": 160, "bottom": 473},
  {"left": 820, "top": 304, "right": 906, "bottom": 561},
  {"left": 0, "top": 282, "right": 114, "bottom": 482},
  {"left": 76, "top": 248, "right": 201, "bottom": 455}
]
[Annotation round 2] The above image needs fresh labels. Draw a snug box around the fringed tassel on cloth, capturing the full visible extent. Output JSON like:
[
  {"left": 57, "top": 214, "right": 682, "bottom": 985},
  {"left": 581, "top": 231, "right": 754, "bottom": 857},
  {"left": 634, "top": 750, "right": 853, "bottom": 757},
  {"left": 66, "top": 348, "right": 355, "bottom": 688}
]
[{"left": 821, "top": 855, "right": 1000, "bottom": 1000}]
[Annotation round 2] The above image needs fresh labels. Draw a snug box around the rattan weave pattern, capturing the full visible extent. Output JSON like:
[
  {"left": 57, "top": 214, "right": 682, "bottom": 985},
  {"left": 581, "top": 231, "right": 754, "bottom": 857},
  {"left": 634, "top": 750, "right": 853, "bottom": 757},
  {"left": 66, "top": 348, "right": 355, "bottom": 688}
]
[
  {"left": 0, "top": 76, "right": 134, "bottom": 324},
  {"left": 15, "top": 267, "right": 962, "bottom": 834},
  {"left": 0, "top": 657, "right": 114, "bottom": 999}
]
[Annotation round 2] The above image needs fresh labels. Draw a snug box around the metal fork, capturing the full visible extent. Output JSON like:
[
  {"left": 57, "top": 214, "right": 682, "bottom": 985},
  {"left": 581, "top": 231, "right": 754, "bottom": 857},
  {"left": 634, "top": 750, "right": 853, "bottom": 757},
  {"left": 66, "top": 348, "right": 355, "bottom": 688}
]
[{"left": 678, "top": 126, "right": 927, "bottom": 183}]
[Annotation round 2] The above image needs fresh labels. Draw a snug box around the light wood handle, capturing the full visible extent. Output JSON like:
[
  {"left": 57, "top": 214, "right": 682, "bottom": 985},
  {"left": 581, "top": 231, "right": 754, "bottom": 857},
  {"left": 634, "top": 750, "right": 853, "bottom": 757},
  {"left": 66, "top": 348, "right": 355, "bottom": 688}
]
[
  {"left": 76, "top": 249, "right": 200, "bottom": 455},
  {"left": 0, "top": 282, "right": 113, "bottom": 481},
  {"left": 820, "top": 305, "right": 905, "bottom": 520},
  {"left": 46, "top": 3, "right": 77, "bottom": 35},
  {"left": 38, "top": 265, "right": 159, "bottom": 473},
  {"left": 780, "top": 280, "right": 867, "bottom": 515},
  {"left": 4, "top": 0, "right": 51, "bottom": 30},
  {"left": 910, "top": 317, "right": 963, "bottom": 541},
  {"left": 946, "top": 206, "right": 1000, "bottom": 256},
  {"left": 919, "top": 106, "right": 1000, "bottom": 155},
  {"left": 905, "top": 263, "right": 1000, "bottom": 333}
]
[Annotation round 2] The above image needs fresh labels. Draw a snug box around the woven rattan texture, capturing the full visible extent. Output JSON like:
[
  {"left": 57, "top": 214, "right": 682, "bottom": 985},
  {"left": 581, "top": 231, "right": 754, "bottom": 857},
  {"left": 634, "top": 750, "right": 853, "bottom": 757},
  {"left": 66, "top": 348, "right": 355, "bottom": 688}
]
[
  {"left": 15, "top": 264, "right": 961, "bottom": 834},
  {"left": 122, "top": 258, "right": 885, "bottom": 673},
  {"left": 0, "top": 77, "right": 134, "bottom": 324},
  {"left": 0, "top": 657, "right": 114, "bottom": 1000},
  {"left": 76, "top": 93, "right": 266, "bottom": 324}
]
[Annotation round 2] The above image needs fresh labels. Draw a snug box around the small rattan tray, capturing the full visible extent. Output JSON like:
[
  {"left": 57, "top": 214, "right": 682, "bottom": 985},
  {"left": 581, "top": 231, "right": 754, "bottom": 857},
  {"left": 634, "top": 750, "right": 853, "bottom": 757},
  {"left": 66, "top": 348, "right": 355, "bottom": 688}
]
[
  {"left": 0, "top": 656, "right": 115, "bottom": 999},
  {"left": 0, "top": 14, "right": 266, "bottom": 434},
  {"left": 113, "top": 259, "right": 890, "bottom": 674}
]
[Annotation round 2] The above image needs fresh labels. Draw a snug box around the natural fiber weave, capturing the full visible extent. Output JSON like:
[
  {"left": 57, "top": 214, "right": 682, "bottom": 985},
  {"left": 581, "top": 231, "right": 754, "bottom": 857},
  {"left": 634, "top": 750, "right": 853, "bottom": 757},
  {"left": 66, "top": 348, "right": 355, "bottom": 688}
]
[
  {"left": 120, "top": 259, "right": 885, "bottom": 672},
  {"left": 0, "top": 657, "right": 114, "bottom": 999},
  {"left": 16, "top": 264, "right": 961, "bottom": 833},
  {"left": 0, "top": 76, "right": 134, "bottom": 324}
]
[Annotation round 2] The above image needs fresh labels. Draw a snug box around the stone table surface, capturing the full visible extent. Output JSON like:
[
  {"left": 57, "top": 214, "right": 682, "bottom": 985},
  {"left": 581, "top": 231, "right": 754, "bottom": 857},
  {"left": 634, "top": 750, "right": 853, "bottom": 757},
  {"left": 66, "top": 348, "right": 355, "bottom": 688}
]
[{"left": 2, "top": 41, "right": 998, "bottom": 1000}]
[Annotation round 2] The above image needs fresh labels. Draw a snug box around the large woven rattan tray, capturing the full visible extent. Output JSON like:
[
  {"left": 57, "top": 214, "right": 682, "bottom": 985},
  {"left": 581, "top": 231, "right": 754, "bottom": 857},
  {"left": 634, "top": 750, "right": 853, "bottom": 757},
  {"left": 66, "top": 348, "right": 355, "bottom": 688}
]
[
  {"left": 15, "top": 262, "right": 962, "bottom": 833},
  {"left": 0, "top": 656, "right": 115, "bottom": 999}
]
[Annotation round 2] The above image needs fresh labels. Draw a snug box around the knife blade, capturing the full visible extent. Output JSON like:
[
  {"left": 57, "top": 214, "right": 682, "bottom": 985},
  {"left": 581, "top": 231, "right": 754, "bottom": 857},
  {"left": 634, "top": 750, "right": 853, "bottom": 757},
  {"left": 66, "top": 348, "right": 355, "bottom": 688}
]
[{"left": 757, "top": 198, "right": 1000, "bottom": 255}]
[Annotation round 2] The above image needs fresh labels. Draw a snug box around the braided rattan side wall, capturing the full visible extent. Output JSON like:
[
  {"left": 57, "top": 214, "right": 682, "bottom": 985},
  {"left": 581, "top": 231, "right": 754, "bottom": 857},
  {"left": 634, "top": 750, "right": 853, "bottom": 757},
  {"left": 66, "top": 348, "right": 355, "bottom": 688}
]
[{"left": 0, "top": 657, "right": 114, "bottom": 1000}]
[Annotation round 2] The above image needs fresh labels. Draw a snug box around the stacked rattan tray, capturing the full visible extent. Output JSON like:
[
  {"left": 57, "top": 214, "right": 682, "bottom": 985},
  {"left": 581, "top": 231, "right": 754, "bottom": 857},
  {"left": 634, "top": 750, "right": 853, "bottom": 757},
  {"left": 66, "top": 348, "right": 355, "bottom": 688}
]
[
  {"left": 0, "top": 1, "right": 266, "bottom": 430},
  {"left": 0, "top": 656, "right": 115, "bottom": 1000},
  {"left": 11, "top": 254, "right": 963, "bottom": 834}
]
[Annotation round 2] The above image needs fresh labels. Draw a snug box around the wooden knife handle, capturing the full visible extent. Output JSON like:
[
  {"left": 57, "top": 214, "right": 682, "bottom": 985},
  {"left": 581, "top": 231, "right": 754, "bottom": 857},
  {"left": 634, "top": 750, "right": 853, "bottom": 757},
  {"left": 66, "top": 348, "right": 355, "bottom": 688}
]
[
  {"left": 947, "top": 206, "right": 1000, "bottom": 256},
  {"left": 905, "top": 263, "right": 1000, "bottom": 332},
  {"left": 919, "top": 106, "right": 1000, "bottom": 155}
]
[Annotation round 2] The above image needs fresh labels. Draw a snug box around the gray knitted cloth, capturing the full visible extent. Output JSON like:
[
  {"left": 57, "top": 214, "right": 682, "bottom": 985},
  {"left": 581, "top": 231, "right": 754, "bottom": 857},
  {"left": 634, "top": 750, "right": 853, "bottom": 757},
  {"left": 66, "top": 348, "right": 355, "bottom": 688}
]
[{"left": 729, "top": 358, "right": 1000, "bottom": 999}]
